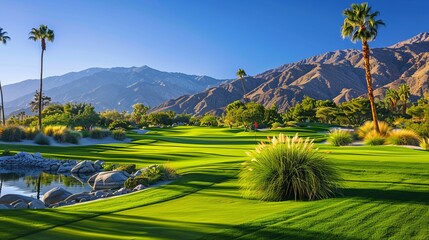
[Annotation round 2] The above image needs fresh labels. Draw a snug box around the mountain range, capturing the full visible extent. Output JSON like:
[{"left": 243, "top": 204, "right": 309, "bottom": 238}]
[
  {"left": 153, "top": 32, "right": 429, "bottom": 115},
  {"left": 4, "top": 32, "right": 429, "bottom": 117},
  {"left": 3, "top": 66, "right": 224, "bottom": 115}
]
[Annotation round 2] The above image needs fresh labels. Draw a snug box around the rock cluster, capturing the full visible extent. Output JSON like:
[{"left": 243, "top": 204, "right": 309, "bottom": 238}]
[{"left": 0, "top": 152, "right": 77, "bottom": 173}]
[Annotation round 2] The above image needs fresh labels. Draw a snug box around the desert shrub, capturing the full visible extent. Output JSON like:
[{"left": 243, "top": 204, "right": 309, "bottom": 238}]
[
  {"left": 103, "top": 163, "right": 121, "bottom": 171},
  {"left": 109, "top": 120, "right": 129, "bottom": 130},
  {"left": 124, "top": 176, "right": 150, "bottom": 189},
  {"left": 328, "top": 129, "right": 353, "bottom": 146},
  {"left": 44, "top": 125, "right": 67, "bottom": 137},
  {"left": 114, "top": 164, "right": 136, "bottom": 174},
  {"left": 387, "top": 129, "right": 421, "bottom": 146},
  {"left": 80, "top": 130, "right": 90, "bottom": 138},
  {"left": 420, "top": 138, "right": 429, "bottom": 150},
  {"left": 0, "top": 126, "right": 25, "bottom": 142},
  {"left": 90, "top": 127, "right": 111, "bottom": 139},
  {"left": 357, "top": 121, "right": 391, "bottom": 139},
  {"left": 364, "top": 132, "right": 385, "bottom": 146},
  {"left": 112, "top": 128, "right": 126, "bottom": 140},
  {"left": 63, "top": 130, "right": 82, "bottom": 144},
  {"left": 240, "top": 133, "right": 339, "bottom": 201},
  {"left": 271, "top": 122, "right": 284, "bottom": 129},
  {"left": 24, "top": 127, "right": 40, "bottom": 140},
  {"left": 34, "top": 133, "right": 50, "bottom": 145},
  {"left": 285, "top": 121, "right": 298, "bottom": 127},
  {"left": 74, "top": 126, "right": 84, "bottom": 131}
]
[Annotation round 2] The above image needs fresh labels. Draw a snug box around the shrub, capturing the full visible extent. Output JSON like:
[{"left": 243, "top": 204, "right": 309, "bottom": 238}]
[
  {"left": 328, "top": 129, "right": 353, "bottom": 146},
  {"left": 240, "top": 133, "right": 339, "bottom": 201},
  {"left": 25, "top": 127, "right": 40, "bottom": 140},
  {"left": 420, "top": 138, "right": 429, "bottom": 150},
  {"left": 357, "top": 121, "right": 390, "bottom": 139},
  {"left": 387, "top": 129, "right": 421, "bottom": 146},
  {"left": 103, "top": 163, "right": 120, "bottom": 171},
  {"left": 90, "top": 128, "right": 111, "bottom": 139},
  {"left": 285, "top": 121, "right": 298, "bottom": 127},
  {"left": 109, "top": 120, "right": 129, "bottom": 130},
  {"left": 112, "top": 129, "right": 126, "bottom": 140},
  {"left": 0, "top": 126, "right": 25, "bottom": 142},
  {"left": 124, "top": 176, "right": 150, "bottom": 189},
  {"left": 63, "top": 130, "right": 82, "bottom": 144},
  {"left": 1, "top": 149, "right": 12, "bottom": 156},
  {"left": 364, "top": 132, "right": 385, "bottom": 146},
  {"left": 44, "top": 125, "right": 67, "bottom": 136},
  {"left": 271, "top": 122, "right": 284, "bottom": 129},
  {"left": 34, "top": 133, "right": 51, "bottom": 145},
  {"left": 114, "top": 164, "right": 136, "bottom": 174}
]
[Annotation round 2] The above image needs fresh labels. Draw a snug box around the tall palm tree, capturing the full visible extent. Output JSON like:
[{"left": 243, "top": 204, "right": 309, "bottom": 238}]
[
  {"left": 385, "top": 89, "right": 399, "bottom": 112},
  {"left": 341, "top": 3, "right": 385, "bottom": 133},
  {"left": 236, "top": 68, "right": 247, "bottom": 101},
  {"left": 29, "top": 25, "right": 55, "bottom": 130},
  {"left": 398, "top": 83, "right": 410, "bottom": 115},
  {"left": 0, "top": 28, "right": 11, "bottom": 126}
]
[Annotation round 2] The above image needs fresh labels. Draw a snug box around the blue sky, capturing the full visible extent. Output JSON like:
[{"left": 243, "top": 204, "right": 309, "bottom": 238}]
[{"left": 0, "top": 0, "right": 428, "bottom": 84}]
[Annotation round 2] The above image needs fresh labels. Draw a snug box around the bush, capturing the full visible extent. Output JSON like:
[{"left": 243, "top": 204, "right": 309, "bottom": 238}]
[
  {"left": 420, "top": 138, "right": 429, "bottom": 150},
  {"left": 103, "top": 163, "right": 121, "bottom": 171},
  {"left": 50, "top": 127, "right": 81, "bottom": 144},
  {"left": 34, "top": 133, "right": 51, "bottom": 145},
  {"left": 24, "top": 127, "right": 40, "bottom": 140},
  {"left": 0, "top": 126, "right": 25, "bottom": 142},
  {"left": 109, "top": 120, "right": 129, "bottom": 130},
  {"left": 364, "top": 132, "right": 385, "bottom": 146},
  {"left": 387, "top": 129, "right": 421, "bottom": 146},
  {"left": 114, "top": 164, "right": 136, "bottom": 174},
  {"left": 357, "top": 121, "right": 390, "bottom": 139},
  {"left": 63, "top": 130, "right": 82, "bottom": 144},
  {"left": 44, "top": 125, "right": 67, "bottom": 136},
  {"left": 112, "top": 129, "right": 126, "bottom": 140},
  {"left": 240, "top": 133, "right": 339, "bottom": 201},
  {"left": 124, "top": 176, "right": 150, "bottom": 189},
  {"left": 1, "top": 149, "right": 12, "bottom": 156},
  {"left": 90, "top": 128, "right": 111, "bottom": 139},
  {"left": 328, "top": 129, "right": 353, "bottom": 146},
  {"left": 271, "top": 122, "right": 284, "bottom": 129}
]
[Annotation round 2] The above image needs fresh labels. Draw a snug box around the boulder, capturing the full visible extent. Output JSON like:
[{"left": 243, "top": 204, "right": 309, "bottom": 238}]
[
  {"left": 92, "top": 171, "right": 129, "bottom": 190},
  {"left": 94, "top": 160, "right": 104, "bottom": 170},
  {"left": 133, "top": 184, "right": 146, "bottom": 191},
  {"left": 0, "top": 194, "right": 37, "bottom": 205},
  {"left": 132, "top": 170, "right": 142, "bottom": 177},
  {"left": 28, "top": 200, "right": 46, "bottom": 209},
  {"left": 11, "top": 200, "right": 28, "bottom": 209},
  {"left": 71, "top": 160, "right": 96, "bottom": 174},
  {"left": 42, "top": 187, "right": 73, "bottom": 206},
  {"left": 87, "top": 173, "right": 100, "bottom": 186},
  {"left": 113, "top": 187, "right": 129, "bottom": 195},
  {"left": 57, "top": 164, "right": 73, "bottom": 173},
  {"left": 64, "top": 192, "right": 92, "bottom": 202},
  {"left": 0, "top": 204, "right": 11, "bottom": 209}
]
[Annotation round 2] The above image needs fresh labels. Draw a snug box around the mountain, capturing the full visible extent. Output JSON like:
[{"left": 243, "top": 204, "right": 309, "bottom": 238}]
[
  {"left": 153, "top": 32, "right": 429, "bottom": 115},
  {"left": 4, "top": 66, "right": 224, "bottom": 115}
]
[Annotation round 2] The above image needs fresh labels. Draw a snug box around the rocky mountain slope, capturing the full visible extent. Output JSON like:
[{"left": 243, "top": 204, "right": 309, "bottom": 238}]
[
  {"left": 4, "top": 66, "right": 223, "bottom": 115},
  {"left": 153, "top": 32, "right": 429, "bottom": 115}
]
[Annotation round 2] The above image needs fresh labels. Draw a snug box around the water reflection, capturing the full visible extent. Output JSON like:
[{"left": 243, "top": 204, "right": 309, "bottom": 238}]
[{"left": 0, "top": 170, "right": 93, "bottom": 199}]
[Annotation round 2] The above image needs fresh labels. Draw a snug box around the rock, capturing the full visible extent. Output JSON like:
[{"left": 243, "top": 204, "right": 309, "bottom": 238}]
[
  {"left": 133, "top": 184, "right": 146, "bottom": 191},
  {"left": 113, "top": 187, "right": 129, "bottom": 195},
  {"left": 57, "top": 164, "right": 73, "bottom": 173},
  {"left": 64, "top": 192, "right": 92, "bottom": 202},
  {"left": 92, "top": 171, "right": 129, "bottom": 190},
  {"left": 92, "top": 190, "right": 106, "bottom": 198},
  {"left": 28, "top": 200, "right": 46, "bottom": 209},
  {"left": 94, "top": 160, "right": 104, "bottom": 170},
  {"left": 42, "top": 187, "right": 73, "bottom": 206},
  {"left": 132, "top": 170, "right": 142, "bottom": 177},
  {"left": 0, "top": 194, "right": 37, "bottom": 205},
  {"left": 71, "top": 160, "right": 96, "bottom": 174},
  {"left": 33, "top": 152, "right": 43, "bottom": 159},
  {"left": 0, "top": 204, "right": 11, "bottom": 209},
  {"left": 87, "top": 173, "right": 100, "bottom": 186},
  {"left": 11, "top": 200, "right": 28, "bottom": 209}
]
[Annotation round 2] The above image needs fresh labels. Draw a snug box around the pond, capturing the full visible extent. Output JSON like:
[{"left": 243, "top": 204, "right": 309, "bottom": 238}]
[{"left": 0, "top": 170, "right": 93, "bottom": 200}]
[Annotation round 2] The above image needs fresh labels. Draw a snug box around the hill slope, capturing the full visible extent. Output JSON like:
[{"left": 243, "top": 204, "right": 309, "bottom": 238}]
[{"left": 153, "top": 32, "right": 429, "bottom": 115}]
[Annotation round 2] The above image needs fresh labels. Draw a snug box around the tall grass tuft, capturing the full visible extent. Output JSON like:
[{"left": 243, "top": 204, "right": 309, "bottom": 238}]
[
  {"left": 419, "top": 138, "right": 429, "bottom": 150},
  {"left": 240, "top": 133, "right": 340, "bottom": 201},
  {"left": 357, "top": 121, "right": 391, "bottom": 139},
  {"left": 25, "top": 127, "right": 40, "bottom": 140},
  {"left": 364, "top": 131, "right": 385, "bottom": 146},
  {"left": 387, "top": 129, "right": 421, "bottom": 146},
  {"left": 328, "top": 129, "right": 353, "bottom": 146},
  {"left": 90, "top": 127, "right": 111, "bottom": 139},
  {"left": 112, "top": 128, "right": 126, "bottom": 140}
]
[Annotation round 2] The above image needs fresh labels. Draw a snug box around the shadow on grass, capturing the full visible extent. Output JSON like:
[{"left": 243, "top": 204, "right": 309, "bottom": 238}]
[{"left": 340, "top": 188, "right": 429, "bottom": 204}]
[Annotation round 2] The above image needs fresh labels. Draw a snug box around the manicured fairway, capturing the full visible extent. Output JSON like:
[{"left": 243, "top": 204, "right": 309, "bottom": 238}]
[{"left": 0, "top": 126, "right": 428, "bottom": 239}]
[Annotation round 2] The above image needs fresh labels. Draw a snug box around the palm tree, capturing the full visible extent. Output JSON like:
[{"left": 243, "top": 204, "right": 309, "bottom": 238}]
[
  {"left": 29, "top": 25, "right": 55, "bottom": 130},
  {"left": 341, "top": 3, "right": 385, "bottom": 133},
  {"left": 398, "top": 84, "right": 410, "bottom": 115},
  {"left": 236, "top": 68, "right": 247, "bottom": 101},
  {"left": 0, "top": 28, "right": 11, "bottom": 126},
  {"left": 385, "top": 89, "right": 399, "bottom": 112}
]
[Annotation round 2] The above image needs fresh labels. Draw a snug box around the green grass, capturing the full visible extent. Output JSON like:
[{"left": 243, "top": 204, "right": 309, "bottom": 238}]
[{"left": 0, "top": 126, "right": 428, "bottom": 239}]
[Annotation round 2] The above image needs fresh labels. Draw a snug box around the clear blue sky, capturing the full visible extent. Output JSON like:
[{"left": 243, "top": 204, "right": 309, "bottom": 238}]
[{"left": 0, "top": 0, "right": 428, "bottom": 84}]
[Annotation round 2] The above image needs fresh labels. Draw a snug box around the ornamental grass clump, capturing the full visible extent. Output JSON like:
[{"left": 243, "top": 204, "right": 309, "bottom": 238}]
[
  {"left": 357, "top": 121, "right": 391, "bottom": 139},
  {"left": 240, "top": 133, "right": 340, "bottom": 201},
  {"left": 420, "top": 138, "right": 429, "bottom": 150},
  {"left": 387, "top": 129, "right": 421, "bottom": 146},
  {"left": 25, "top": 127, "right": 40, "bottom": 140},
  {"left": 364, "top": 131, "right": 385, "bottom": 146},
  {"left": 328, "top": 129, "right": 353, "bottom": 146}
]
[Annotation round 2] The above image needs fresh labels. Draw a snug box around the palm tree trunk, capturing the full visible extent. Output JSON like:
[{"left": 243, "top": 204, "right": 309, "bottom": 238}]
[
  {"left": 240, "top": 78, "right": 247, "bottom": 102},
  {"left": 37, "top": 174, "right": 41, "bottom": 200},
  {"left": 402, "top": 100, "right": 407, "bottom": 115},
  {"left": 0, "top": 81, "right": 5, "bottom": 126},
  {"left": 362, "top": 41, "right": 380, "bottom": 133},
  {"left": 38, "top": 49, "right": 44, "bottom": 130}
]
